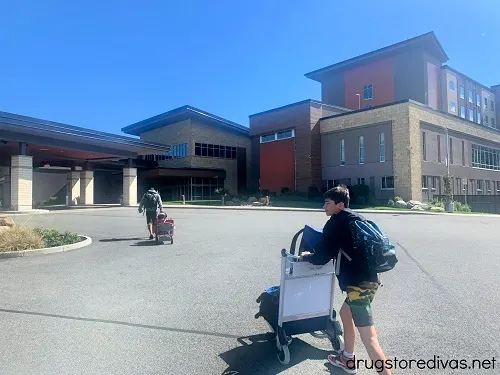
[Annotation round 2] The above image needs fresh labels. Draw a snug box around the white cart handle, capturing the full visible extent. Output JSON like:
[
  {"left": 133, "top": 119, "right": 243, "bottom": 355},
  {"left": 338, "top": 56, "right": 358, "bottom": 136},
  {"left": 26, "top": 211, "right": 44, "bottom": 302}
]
[{"left": 281, "top": 248, "right": 302, "bottom": 262}]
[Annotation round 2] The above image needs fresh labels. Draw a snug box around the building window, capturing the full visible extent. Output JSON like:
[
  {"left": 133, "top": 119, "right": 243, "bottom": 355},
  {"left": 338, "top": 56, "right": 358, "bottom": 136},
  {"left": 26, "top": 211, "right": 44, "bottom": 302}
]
[
  {"left": 260, "top": 129, "right": 295, "bottom": 143},
  {"left": 379, "top": 132, "right": 385, "bottom": 162},
  {"left": 422, "top": 131, "right": 426, "bottom": 161},
  {"left": 450, "top": 101, "right": 457, "bottom": 113},
  {"left": 460, "top": 86, "right": 465, "bottom": 99},
  {"left": 171, "top": 143, "right": 188, "bottom": 158},
  {"left": 468, "top": 89, "right": 473, "bottom": 103},
  {"left": 359, "top": 136, "right": 364, "bottom": 164},
  {"left": 477, "top": 112, "right": 481, "bottom": 124},
  {"left": 462, "top": 141, "right": 465, "bottom": 166},
  {"left": 363, "top": 85, "right": 373, "bottom": 100},
  {"left": 381, "top": 176, "right": 394, "bottom": 189},
  {"left": 492, "top": 118, "right": 496, "bottom": 127},
  {"left": 469, "top": 108, "right": 474, "bottom": 121},
  {"left": 477, "top": 179, "right": 483, "bottom": 192},
  {"left": 260, "top": 133, "right": 275, "bottom": 143},
  {"left": 449, "top": 81, "right": 455, "bottom": 91},
  {"left": 477, "top": 93, "right": 481, "bottom": 106},
  {"left": 486, "top": 180, "right": 491, "bottom": 193},
  {"left": 422, "top": 176, "right": 428, "bottom": 189},
  {"left": 460, "top": 106, "right": 466, "bottom": 118},
  {"left": 492, "top": 101, "right": 495, "bottom": 112},
  {"left": 340, "top": 139, "right": 345, "bottom": 166},
  {"left": 485, "top": 97, "right": 488, "bottom": 107},
  {"left": 432, "top": 176, "right": 438, "bottom": 190},
  {"left": 364, "top": 105, "right": 372, "bottom": 109},
  {"left": 357, "top": 177, "right": 365, "bottom": 185},
  {"left": 485, "top": 115, "right": 489, "bottom": 126},
  {"left": 437, "top": 135, "right": 441, "bottom": 163},
  {"left": 276, "top": 129, "right": 294, "bottom": 140},
  {"left": 472, "top": 144, "right": 500, "bottom": 170},
  {"left": 195, "top": 143, "right": 237, "bottom": 159}
]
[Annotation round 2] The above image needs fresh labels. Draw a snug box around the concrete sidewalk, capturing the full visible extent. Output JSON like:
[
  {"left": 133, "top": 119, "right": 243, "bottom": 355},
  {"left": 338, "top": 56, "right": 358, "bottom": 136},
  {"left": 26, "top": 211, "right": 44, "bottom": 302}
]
[{"left": 161, "top": 203, "right": 499, "bottom": 217}]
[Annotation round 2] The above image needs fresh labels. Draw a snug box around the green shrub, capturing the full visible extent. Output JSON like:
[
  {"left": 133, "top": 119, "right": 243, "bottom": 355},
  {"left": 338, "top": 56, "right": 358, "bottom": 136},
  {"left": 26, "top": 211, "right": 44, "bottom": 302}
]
[
  {"left": 350, "top": 184, "right": 370, "bottom": 205},
  {"left": 34, "top": 228, "right": 81, "bottom": 248},
  {"left": 387, "top": 199, "right": 395, "bottom": 207},
  {"left": 394, "top": 196, "right": 402, "bottom": 202},
  {"left": 430, "top": 199, "right": 444, "bottom": 208}
]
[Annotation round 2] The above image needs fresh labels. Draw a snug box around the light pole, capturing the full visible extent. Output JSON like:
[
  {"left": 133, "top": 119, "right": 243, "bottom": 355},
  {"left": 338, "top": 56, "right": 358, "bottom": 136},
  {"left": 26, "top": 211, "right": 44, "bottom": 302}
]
[
  {"left": 442, "top": 125, "right": 454, "bottom": 211},
  {"left": 356, "top": 94, "right": 360, "bottom": 110}
]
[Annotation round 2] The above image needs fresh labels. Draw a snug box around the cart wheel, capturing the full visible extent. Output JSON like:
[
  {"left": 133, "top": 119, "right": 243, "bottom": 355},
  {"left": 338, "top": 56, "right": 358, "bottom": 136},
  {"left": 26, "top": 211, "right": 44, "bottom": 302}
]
[
  {"left": 171, "top": 237, "right": 174, "bottom": 245},
  {"left": 277, "top": 345, "right": 290, "bottom": 365},
  {"left": 331, "top": 334, "right": 345, "bottom": 353}
]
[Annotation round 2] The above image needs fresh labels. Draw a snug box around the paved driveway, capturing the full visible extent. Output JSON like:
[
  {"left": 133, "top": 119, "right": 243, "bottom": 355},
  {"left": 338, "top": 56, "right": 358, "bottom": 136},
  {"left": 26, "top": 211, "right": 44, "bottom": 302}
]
[{"left": 1, "top": 208, "right": 499, "bottom": 374}]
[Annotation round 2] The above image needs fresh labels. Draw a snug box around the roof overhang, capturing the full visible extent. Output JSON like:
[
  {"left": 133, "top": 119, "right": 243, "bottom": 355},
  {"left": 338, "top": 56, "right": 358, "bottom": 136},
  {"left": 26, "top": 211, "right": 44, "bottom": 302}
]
[
  {"left": 121, "top": 105, "right": 250, "bottom": 137},
  {"left": 305, "top": 32, "right": 449, "bottom": 82},
  {"left": 0, "top": 111, "right": 171, "bottom": 158}
]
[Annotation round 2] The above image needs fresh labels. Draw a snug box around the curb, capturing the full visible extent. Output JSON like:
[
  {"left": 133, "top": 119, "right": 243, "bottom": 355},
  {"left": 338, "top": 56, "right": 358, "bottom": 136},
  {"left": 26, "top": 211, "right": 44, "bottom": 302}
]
[
  {"left": 164, "top": 204, "right": 323, "bottom": 212},
  {"left": 0, "top": 235, "right": 92, "bottom": 259},
  {"left": 0, "top": 209, "right": 50, "bottom": 216}
]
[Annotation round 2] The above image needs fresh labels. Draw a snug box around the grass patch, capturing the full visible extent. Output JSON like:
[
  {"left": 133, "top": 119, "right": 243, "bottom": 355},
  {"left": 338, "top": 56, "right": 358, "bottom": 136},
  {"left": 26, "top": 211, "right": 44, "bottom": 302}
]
[
  {"left": 0, "top": 225, "right": 81, "bottom": 252},
  {"left": 0, "top": 227, "right": 45, "bottom": 252}
]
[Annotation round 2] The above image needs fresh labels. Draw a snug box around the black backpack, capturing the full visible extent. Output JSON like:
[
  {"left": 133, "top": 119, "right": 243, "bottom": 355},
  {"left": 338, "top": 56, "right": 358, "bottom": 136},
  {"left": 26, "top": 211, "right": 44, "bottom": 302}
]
[
  {"left": 348, "top": 216, "right": 398, "bottom": 273},
  {"left": 254, "top": 285, "right": 280, "bottom": 332},
  {"left": 143, "top": 191, "right": 158, "bottom": 210}
]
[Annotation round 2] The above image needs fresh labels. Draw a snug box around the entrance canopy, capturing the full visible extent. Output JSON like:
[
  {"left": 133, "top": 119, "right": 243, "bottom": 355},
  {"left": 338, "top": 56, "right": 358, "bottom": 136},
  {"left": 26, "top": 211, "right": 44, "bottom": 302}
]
[{"left": 0, "top": 111, "right": 171, "bottom": 168}]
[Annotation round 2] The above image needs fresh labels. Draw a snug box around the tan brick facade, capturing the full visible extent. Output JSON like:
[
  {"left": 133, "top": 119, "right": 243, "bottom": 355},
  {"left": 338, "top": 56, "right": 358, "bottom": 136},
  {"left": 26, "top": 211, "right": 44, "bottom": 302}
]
[
  {"left": 10, "top": 155, "right": 33, "bottom": 211},
  {"left": 320, "top": 100, "right": 500, "bottom": 202},
  {"left": 80, "top": 171, "right": 94, "bottom": 205},
  {"left": 122, "top": 168, "right": 138, "bottom": 205},
  {"left": 139, "top": 119, "right": 251, "bottom": 196},
  {"left": 67, "top": 171, "right": 81, "bottom": 205}
]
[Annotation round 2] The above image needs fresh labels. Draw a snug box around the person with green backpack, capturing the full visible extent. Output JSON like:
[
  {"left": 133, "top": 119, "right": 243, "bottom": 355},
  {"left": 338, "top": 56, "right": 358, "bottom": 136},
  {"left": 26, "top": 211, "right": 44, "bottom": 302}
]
[
  {"left": 301, "top": 185, "right": 397, "bottom": 374},
  {"left": 138, "top": 187, "right": 164, "bottom": 240}
]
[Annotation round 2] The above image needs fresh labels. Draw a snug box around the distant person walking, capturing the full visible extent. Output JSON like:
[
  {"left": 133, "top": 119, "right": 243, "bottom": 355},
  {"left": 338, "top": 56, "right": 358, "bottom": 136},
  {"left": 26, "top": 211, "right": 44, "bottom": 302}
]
[{"left": 138, "top": 187, "right": 163, "bottom": 240}]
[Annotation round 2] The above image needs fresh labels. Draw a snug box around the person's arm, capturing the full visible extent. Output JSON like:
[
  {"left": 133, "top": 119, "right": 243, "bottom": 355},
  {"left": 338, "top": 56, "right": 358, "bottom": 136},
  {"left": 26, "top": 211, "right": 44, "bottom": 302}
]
[
  {"left": 157, "top": 193, "right": 163, "bottom": 211},
  {"left": 301, "top": 220, "right": 340, "bottom": 265}
]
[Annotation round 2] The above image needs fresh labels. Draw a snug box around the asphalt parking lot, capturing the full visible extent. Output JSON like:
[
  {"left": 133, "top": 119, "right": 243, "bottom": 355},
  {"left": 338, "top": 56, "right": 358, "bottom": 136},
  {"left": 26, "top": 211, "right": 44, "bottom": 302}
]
[{"left": 1, "top": 207, "right": 500, "bottom": 374}]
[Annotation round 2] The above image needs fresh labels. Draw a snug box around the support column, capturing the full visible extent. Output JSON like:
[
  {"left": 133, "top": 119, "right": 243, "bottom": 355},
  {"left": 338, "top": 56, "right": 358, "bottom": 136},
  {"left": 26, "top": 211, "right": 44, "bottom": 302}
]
[
  {"left": 67, "top": 171, "right": 81, "bottom": 205},
  {"left": 80, "top": 170, "right": 94, "bottom": 205},
  {"left": 123, "top": 168, "right": 137, "bottom": 206},
  {"left": 11, "top": 155, "right": 33, "bottom": 211},
  {"left": 0, "top": 167, "right": 10, "bottom": 209}
]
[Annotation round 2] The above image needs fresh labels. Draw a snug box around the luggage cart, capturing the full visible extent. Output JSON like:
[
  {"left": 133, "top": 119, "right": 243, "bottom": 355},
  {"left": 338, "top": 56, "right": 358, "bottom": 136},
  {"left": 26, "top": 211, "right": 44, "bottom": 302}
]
[{"left": 274, "top": 226, "right": 345, "bottom": 365}]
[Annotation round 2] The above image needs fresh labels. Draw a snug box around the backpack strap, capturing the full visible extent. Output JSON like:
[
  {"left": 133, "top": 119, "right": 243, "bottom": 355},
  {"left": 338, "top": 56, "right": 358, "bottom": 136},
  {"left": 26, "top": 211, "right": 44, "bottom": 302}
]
[{"left": 335, "top": 248, "right": 352, "bottom": 276}]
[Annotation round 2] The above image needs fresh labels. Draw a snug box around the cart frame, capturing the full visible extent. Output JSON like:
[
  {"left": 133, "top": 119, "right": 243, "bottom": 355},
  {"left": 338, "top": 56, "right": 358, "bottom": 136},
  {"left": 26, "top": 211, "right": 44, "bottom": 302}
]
[{"left": 273, "top": 227, "right": 345, "bottom": 365}]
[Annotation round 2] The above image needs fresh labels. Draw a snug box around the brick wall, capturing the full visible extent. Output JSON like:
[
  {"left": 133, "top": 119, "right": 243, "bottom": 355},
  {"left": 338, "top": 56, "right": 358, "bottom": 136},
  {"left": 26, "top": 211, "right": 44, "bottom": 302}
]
[
  {"left": 80, "top": 171, "right": 94, "bottom": 205},
  {"left": 139, "top": 118, "right": 251, "bottom": 195},
  {"left": 250, "top": 101, "right": 312, "bottom": 192},
  {"left": 10, "top": 155, "right": 33, "bottom": 211},
  {"left": 321, "top": 102, "right": 415, "bottom": 201},
  {"left": 123, "top": 167, "right": 137, "bottom": 205}
]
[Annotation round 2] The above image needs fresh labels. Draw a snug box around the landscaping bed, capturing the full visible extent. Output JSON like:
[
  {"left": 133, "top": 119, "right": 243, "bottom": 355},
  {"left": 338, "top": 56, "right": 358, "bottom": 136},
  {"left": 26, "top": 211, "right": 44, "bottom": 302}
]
[{"left": 0, "top": 217, "right": 83, "bottom": 253}]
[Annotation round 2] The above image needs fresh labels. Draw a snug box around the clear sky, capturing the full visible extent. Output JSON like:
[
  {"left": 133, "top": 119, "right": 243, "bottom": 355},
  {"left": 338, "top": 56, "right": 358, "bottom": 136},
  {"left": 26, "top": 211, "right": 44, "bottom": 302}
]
[{"left": 1, "top": 0, "right": 499, "bottom": 135}]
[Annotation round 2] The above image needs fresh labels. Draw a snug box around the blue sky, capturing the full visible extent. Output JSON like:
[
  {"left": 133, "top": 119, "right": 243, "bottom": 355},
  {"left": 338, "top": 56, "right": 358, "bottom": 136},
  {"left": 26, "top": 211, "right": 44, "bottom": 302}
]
[{"left": 1, "top": 0, "right": 499, "bottom": 135}]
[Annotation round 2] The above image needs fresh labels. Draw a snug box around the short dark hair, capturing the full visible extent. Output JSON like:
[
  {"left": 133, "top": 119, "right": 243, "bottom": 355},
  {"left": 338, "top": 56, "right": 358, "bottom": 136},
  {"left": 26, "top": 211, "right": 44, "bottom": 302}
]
[{"left": 324, "top": 185, "right": 350, "bottom": 207}]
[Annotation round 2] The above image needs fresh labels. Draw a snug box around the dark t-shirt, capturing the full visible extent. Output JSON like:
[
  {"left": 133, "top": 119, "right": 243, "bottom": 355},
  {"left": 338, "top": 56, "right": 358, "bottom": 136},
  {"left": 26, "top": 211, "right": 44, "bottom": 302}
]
[{"left": 302, "top": 208, "right": 379, "bottom": 290}]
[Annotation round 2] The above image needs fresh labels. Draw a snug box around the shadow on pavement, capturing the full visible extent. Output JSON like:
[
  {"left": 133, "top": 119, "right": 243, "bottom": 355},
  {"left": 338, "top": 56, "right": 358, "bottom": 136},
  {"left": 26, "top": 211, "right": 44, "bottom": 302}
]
[
  {"left": 130, "top": 240, "right": 160, "bottom": 247},
  {"left": 219, "top": 333, "right": 337, "bottom": 375},
  {"left": 99, "top": 237, "right": 144, "bottom": 242}
]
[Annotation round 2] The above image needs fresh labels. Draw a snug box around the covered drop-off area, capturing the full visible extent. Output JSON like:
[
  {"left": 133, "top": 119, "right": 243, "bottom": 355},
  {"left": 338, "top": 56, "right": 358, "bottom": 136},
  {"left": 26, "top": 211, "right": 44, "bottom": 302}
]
[{"left": 0, "top": 112, "right": 170, "bottom": 211}]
